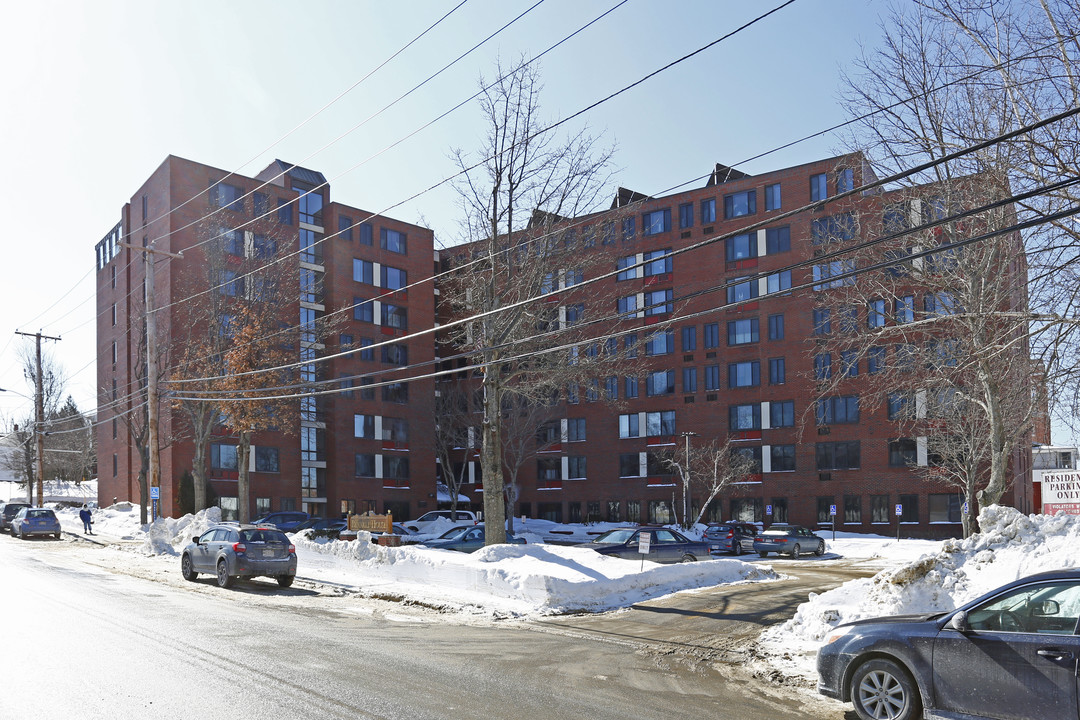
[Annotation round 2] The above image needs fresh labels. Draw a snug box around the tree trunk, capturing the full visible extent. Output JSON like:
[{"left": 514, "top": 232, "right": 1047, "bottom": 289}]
[
  {"left": 481, "top": 373, "right": 506, "bottom": 544},
  {"left": 192, "top": 435, "right": 208, "bottom": 513},
  {"left": 237, "top": 431, "right": 251, "bottom": 524}
]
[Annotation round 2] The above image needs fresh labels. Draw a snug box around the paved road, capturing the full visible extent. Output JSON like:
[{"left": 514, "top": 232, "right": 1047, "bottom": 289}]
[{"left": 0, "top": 534, "right": 870, "bottom": 719}]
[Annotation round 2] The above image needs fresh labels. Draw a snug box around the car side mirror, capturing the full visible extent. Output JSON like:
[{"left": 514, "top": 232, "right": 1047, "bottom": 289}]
[
  {"left": 193, "top": 536, "right": 201, "bottom": 545},
  {"left": 1033, "top": 600, "right": 1060, "bottom": 617},
  {"left": 946, "top": 610, "right": 970, "bottom": 632}
]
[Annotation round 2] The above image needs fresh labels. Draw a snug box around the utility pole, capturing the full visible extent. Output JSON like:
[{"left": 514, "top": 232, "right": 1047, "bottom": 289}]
[
  {"left": 15, "top": 330, "right": 61, "bottom": 507},
  {"left": 119, "top": 242, "right": 182, "bottom": 521}
]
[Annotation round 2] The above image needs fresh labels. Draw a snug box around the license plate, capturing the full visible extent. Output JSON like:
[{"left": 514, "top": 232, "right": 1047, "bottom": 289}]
[{"left": 261, "top": 549, "right": 275, "bottom": 558}]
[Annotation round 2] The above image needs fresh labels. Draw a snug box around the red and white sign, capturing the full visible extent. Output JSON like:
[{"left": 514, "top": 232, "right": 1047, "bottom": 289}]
[{"left": 1042, "top": 471, "right": 1080, "bottom": 515}]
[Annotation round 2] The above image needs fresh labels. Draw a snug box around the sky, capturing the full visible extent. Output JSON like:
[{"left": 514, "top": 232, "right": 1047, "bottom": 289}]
[{"left": 1, "top": 0, "right": 907, "bottom": 432}]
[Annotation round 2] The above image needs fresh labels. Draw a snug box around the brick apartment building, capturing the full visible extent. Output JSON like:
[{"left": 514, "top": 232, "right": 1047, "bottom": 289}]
[
  {"left": 95, "top": 155, "right": 435, "bottom": 521},
  {"left": 96, "top": 152, "right": 1034, "bottom": 536},
  {"left": 438, "top": 153, "right": 1035, "bottom": 538}
]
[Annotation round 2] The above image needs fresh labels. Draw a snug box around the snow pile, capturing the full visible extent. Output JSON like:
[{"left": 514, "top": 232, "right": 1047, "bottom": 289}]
[
  {"left": 141, "top": 507, "right": 223, "bottom": 555},
  {"left": 54, "top": 501, "right": 147, "bottom": 540},
  {"left": 756, "top": 505, "right": 1080, "bottom": 681},
  {"left": 291, "top": 533, "right": 777, "bottom": 615}
]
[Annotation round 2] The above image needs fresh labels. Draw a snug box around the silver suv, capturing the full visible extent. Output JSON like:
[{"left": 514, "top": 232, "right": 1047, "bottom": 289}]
[{"left": 181, "top": 524, "right": 297, "bottom": 588}]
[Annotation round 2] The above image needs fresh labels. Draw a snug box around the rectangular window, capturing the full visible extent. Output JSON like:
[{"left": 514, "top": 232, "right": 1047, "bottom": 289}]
[
  {"left": 354, "top": 414, "right": 375, "bottom": 439},
  {"left": 814, "top": 353, "right": 832, "bottom": 380},
  {"left": 619, "top": 414, "right": 640, "bottom": 439},
  {"left": 642, "top": 208, "right": 671, "bottom": 236},
  {"left": 724, "top": 190, "right": 757, "bottom": 219},
  {"left": 643, "top": 248, "right": 672, "bottom": 276},
  {"left": 703, "top": 323, "right": 720, "bottom": 349},
  {"left": 768, "top": 314, "right": 784, "bottom": 340},
  {"left": 700, "top": 198, "right": 716, "bottom": 225},
  {"left": 353, "top": 259, "right": 374, "bottom": 284},
  {"left": 704, "top": 364, "right": 721, "bottom": 391},
  {"left": 567, "top": 418, "right": 586, "bottom": 442},
  {"left": 868, "top": 346, "right": 886, "bottom": 374},
  {"left": 382, "top": 417, "right": 409, "bottom": 442},
  {"left": 380, "top": 228, "right": 407, "bottom": 254},
  {"left": 681, "top": 326, "right": 697, "bottom": 352},
  {"left": 382, "top": 382, "right": 408, "bottom": 404},
  {"left": 616, "top": 254, "right": 639, "bottom": 281},
  {"left": 770, "top": 445, "right": 796, "bottom": 472},
  {"left": 644, "top": 289, "right": 673, "bottom": 316},
  {"left": 837, "top": 168, "right": 854, "bottom": 193},
  {"left": 728, "top": 361, "right": 760, "bottom": 388},
  {"left": 729, "top": 403, "right": 761, "bottom": 431},
  {"left": 765, "top": 226, "right": 790, "bottom": 254},
  {"left": 839, "top": 349, "right": 858, "bottom": 377},
  {"left": 619, "top": 453, "right": 641, "bottom": 477},
  {"left": 725, "top": 233, "right": 757, "bottom": 261},
  {"left": 567, "top": 456, "right": 587, "bottom": 480},
  {"left": 254, "top": 447, "right": 280, "bottom": 473},
  {"left": 211, "top": 443, "right": 238, "bottom": 470},
  {"left": 354, "top": 298, "right": 374, "bottom": 323},
  {"left": 355, "top": 453, "right": 376, "bottom": 478},
  {"left": 871, "top": 495, "right": 890, "bottom": 523},
  {"left": 381, "top": 265, "right": 407, "bottom": 290},
  {"left": 770, "top": 400, "right": 794, "bottom": 427},
  {"left": 816, "top": 396, "right": 860, "bottom": 425},
  {"left": 358, "top": 337, "right": 374, "bottom": 362},
  {"left": 895, "top": 343, "right": 917, "bottom": 372},
  {"left": 899, "top": 494, "right": 918, "bottom": 524},
  {"left": 210, "top": 182, "right": 244, "bottom": 212},
  {"left": 812, "top": 260, "right": 857, "bottom": 290},
  {"left": 564, "top": 303, "right": 584, "bottom": 326},
  {"left": 766, "top": 270, "right": 792, "bottom": 295},
  {"left": 254, "top": 192, "right": 269, "bottom": 217},
  {"left": 929, "top": 494, "right": 961, "bottom": 523},
  {"left": 868, "top": 299, "right": 887, "bottom": 327},
  {"left": 727, "top": 278, "right": 758, "bottom": 304},
  {"left": 384, "top": 456, "right": 410, "bottom": 480},
  {"left": 646, "top": 370, "right": 675, "bottom": 397},
  {"left": 338, "top": 215, "right": 354, "bottom": 241},
  {"left": 537, "top": 458, "right": 560, "bottom": 482},
  {"left": 624, "top": 376, "right": 639, "bottom": 398},
  {"left": 889, "top": 438, "right": 917, "bottom": 466},
  {"left": 769, "top": 357, "right": 786, "bottom": 385},
  {"left": 682, "top": 367, "right": 697, "bottom": 393},
  {"left": 812, "top": 213, "right": 857, "bottom": 245},
  {"left": 381, "top": 343, "right": 408, "bottom": 366},
  {"left": 382, "top": 303, "right": 407, "bottom": 330},
  {"left": 733, "top": 446, "right": 763, "bottom": 474},
  {"left": 727, "top": 318, "right": 759, "bottom": 346},
  {"left": 887, "top": 392, "right": 910, "bottom": 420},
  {"left": 679, "top": 203, "right": 694, "bottom": 229},
  {"left": 843, "top": 494, "right": 861, "bottom": 524},
  {"left": 813, "top": 308, "right": 831, "bottom": 335},
  {"left": 277, "top": 198, "right": 293, "bottom": 224},
  {"left": 645, "top": 331, "right": 674, "bottom": 356},
  {"left": 816, "top": 441, "right": 861, "bottom": 470},
  {"left": 810, "top": 173, "right": 828, "bottom": 202},
  {"left": 645, "top": 410, "right": 676, "bottom": 437},
  {"left": 605, "top": 376, "right": 618, "bottom": 401},
  {"left": 358, "top": 222, "right": 373, "bottom": 246},
  {"left": 765, "top": 183, "right": 781, "bottom": 211},
  {"left": 895, "top": 295, "right": 914, "bottom": 323},
  {"left": 622, "top": 217, "right": 636, "bottom": 241}
]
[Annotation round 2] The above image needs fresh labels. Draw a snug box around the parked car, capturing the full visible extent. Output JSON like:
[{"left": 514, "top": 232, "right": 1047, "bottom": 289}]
[
  {"left": 368, "top": 523, "right": 418, "bottom": 544},
  {"left": 0, "top": 502, "right": 30, "bottom": 533},
  {"left": 818, "top": 568, "right": 1080, "bottom": 720},
  {"left": 404, "top": 510, "right": 478, "bottom": 534},
  {"left": 251, "top": 511, "right": 310, "bottom": 532},
  {"left": 293, "top": 517, "right": 346, "bottom": 532},
  {"left": 10, "top": 507, "right": 61, "bottom": 539},
  {"left": 703, "top": 522, "right": 759, "bottom": 556},
  {"left": 589, "top": 526, "right": 711, "bottom": 563},
  {"left": 753, "top": 524, "right": 825, "bottom": 558},
  {"left": 420, "top": 524, "right": 525, "bottom": 552},
  {"left": 181, "top": 524, "right": 297, "bottom": 588}
]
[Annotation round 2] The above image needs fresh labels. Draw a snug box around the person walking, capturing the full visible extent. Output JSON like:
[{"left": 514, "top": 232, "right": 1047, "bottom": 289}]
[{"left": 79, "top": 505, "right": 93, "bottom": 534}]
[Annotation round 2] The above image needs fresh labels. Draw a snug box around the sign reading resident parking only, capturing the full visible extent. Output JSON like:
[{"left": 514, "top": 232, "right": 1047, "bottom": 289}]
[{"left": 637, "top": 532, "right": 651, "bottom": 555}]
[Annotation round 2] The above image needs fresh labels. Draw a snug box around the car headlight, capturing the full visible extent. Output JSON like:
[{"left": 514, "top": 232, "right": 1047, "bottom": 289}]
[{"left": 823, "top": 627, "right": 851, "bottom": 646}]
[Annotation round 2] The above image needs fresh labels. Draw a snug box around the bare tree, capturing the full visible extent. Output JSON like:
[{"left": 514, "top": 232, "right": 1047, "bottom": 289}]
[
  {"left": 444, "top": 57, "right": 618, "bottom": 544},
  {"left": 432, "top": 381, "right": 475, "bottom": 518},
  {"left": 500, "top": 391, "right": 560, "bottom": 528},
  {"left": 661, "top": 435, "right": 759, "bottom": 529}
]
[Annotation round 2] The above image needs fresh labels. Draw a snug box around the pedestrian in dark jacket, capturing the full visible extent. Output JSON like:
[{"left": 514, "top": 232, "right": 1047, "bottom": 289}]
[{"left": 79, "top": 505, "right": 93, "bottom": 534}]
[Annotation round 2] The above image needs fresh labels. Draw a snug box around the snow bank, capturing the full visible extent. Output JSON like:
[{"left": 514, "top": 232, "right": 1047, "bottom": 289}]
[
  {"left": 141, "top": 507, "right": 223, "bottom": 555},
  {"left": 757, "top": 505, "right": 1080, "bottom": 681},
  {"left": 293, "top": 534, "right": 778, "bottom": 615}
]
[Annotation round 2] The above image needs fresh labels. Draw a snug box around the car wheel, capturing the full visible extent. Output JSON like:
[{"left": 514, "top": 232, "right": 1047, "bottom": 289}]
[
  {"left": 680, "top": 554, "right": 697, "bottom": 563},
  {"left": 791, "top": 544, "right": 801, "bottom": 559},
  {"left": 851, "top": 658, "right": 921, "bottom": 720},
  {"left": 758, "top": 551, "right": 768, "bottom": 558},
  {"left": 54, "top": 533, "right": 61, "bottom": 540},
  {"left": 732, "top": 541, "right": 743, "bottom": 556},
  {"left": 277, "top": 575, "right": 295, "bottom": 588},
  {"left": 816, "top": 541, "right": 825, "bottom": 556},
  {"left": 216, "top": 560, "right": 233, "bottom": 588},
  {"left": 181, "top": 554, "right": 198, "bottom": 581}
]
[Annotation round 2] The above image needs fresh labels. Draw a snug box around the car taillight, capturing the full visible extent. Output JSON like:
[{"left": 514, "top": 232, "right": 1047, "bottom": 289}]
[
  {"left": 726, "top": 531, "right": 733, "bottom": 539},
  {"left": 232, "top": 542, "right": 246, "bottom": 553},
  {"left": 288, "top": 544, "right": 296, "bottom": 554}
]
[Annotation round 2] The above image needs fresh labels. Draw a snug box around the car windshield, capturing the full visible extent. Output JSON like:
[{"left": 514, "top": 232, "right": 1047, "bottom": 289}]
[
  {"left": 437, "top": 527, "right": 469, "bottom": 540},
  {"left": 594, "top": 528, "right": 637, "bottom": 544}
]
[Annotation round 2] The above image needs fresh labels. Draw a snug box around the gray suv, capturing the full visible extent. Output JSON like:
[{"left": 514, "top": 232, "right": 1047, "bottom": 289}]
[
  {"left": 181, "top": 524, "right": 297, "bottom": 588},
  {"left": 0, "top": 502, "right": 30, "bottom": 533}
]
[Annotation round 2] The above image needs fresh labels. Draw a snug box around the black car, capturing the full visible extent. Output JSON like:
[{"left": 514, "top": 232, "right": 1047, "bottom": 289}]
[
  {"left": 590, "top": 526, "right": 711, "bottom": 563},
  {"left": 753, "top": 524, "right": 825, "bottom": 558},
  {"left": 251, "top": 511, "right": 310, "bottom": 532},
  {"left": 817, "top": 568, "right": 1080, "bottom": 720},
  {"left": 703, "top": 522, "right": 759, "bottom": 556},
  {"left": 0, "top": 502, "right": 31, "bottom": 533}
]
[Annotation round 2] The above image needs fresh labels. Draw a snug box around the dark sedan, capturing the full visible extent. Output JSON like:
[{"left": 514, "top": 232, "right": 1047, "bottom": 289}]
[
  {"left": 818, "top": 568, "right": 1080, "bottom": 720},
  {"left": 703, "top": 522, "right": 759, "bottom": 556},
  {"left": 753, "top": 524, "right": 825, "bottom": 558},
  {"left": 420, "top": 525, "right": 525, "bottom": 552},
  {"left": 589, "top": 526, "right": 710, "bottom": 563}
]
